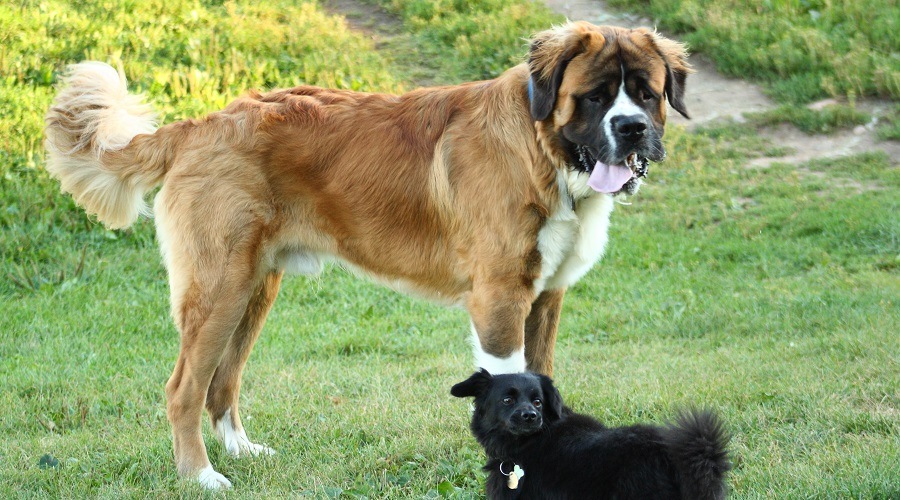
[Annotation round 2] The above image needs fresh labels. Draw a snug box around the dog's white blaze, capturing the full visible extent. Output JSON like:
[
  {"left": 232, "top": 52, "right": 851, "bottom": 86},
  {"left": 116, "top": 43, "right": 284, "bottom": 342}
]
[
  {"left": 470, "top": 324, "right": 526, "bottom": 374},
  {"left": 603, "top": 115, "right": 618, "bottom": 156},
  {"left": 607, "top": 79, "right": 646, "bottom": 118},
  {"left": 215, "top": 409, "right": 276, "bottom": 457},
  {"left": 602, "top": 73, "right": 648, "bottom": 152},
  {"left": 197, "top": 465, "right": 232, "bottom": 489}
]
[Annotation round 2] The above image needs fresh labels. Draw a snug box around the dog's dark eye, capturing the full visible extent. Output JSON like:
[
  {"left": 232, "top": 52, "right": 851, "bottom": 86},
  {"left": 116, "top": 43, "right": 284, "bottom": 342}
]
[
  {"left": 640, "top": 86, "right": 656, "bottom": 102},
  {"left": 502, "top": 397, "right": 514, "bottom": 405},
  {"left": 532, "top": 399, "right": 542, "bottom": 408},
  {"left": 587, "top": 95, "right": 603, "bottom": 104}
]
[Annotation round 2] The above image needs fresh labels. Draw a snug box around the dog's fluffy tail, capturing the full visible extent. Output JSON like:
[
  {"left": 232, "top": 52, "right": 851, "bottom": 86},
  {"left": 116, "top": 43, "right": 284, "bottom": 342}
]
[
  {"left": 662, "top": 409, "right": 732, "bottom": 500},
  {"left": 45, "top": 61, "right": 171, "bottom": 229}
]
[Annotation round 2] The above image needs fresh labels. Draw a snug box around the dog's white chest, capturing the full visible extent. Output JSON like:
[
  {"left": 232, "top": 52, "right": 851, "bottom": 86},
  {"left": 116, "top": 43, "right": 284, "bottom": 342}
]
[{"left": 534, "top": 173, "right": 615, "bottom": 294}]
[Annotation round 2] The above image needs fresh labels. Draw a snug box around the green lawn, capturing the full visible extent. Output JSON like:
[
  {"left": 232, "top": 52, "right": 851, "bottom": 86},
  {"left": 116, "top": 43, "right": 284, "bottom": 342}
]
[{"left": 2, "top": 0, "right": 898, "bottom": 498}]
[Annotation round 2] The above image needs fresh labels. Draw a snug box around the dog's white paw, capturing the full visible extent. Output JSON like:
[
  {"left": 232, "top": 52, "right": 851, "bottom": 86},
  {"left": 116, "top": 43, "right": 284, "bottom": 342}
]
[
  {"left": 216, "top": 410, "right": 276, "bottom": 457},
  {"left": 226, "top": 435, "right": 276, "bottom": 457},
  {"left": 197, "top": 465, "right": 232, "bottom": 489}
]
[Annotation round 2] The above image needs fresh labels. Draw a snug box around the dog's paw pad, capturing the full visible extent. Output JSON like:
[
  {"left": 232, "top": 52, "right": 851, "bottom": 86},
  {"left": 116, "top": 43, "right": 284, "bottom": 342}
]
[{"left": 197, "top": 466, "right": 232, "bottom": 489}]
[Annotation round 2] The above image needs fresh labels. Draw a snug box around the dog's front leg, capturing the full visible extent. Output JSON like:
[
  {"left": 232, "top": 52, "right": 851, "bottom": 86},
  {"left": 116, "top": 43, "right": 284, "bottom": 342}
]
[
  {"left": 467, "top": 282, "right": 535, "bottom": 374},
  {"left": 524, "top": 288, "right": 565, "bottom": 376}
]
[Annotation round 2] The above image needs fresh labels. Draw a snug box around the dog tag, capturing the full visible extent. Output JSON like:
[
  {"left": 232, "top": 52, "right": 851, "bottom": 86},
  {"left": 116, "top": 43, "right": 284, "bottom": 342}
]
[
  {"left": 507, "top": 471, "right": 519, "bottom": 490},
  {"left": 507, "top": 465, "right": 525, "bottom": 489}
]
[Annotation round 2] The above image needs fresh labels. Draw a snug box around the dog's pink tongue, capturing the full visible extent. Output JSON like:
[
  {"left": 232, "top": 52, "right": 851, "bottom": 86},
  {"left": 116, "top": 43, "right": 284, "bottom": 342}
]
[{"left": 588, "top": 161, "right": 633, "bottom": 193}]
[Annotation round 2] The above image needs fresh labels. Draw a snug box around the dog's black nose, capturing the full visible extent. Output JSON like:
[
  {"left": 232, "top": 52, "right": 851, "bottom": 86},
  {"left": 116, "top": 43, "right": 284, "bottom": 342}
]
[
  {"left": 612, "top": 114, "right": 647, "bottom": 140},
  {"left": 520, "top": 409, "right": 538, "bottom": 422}
]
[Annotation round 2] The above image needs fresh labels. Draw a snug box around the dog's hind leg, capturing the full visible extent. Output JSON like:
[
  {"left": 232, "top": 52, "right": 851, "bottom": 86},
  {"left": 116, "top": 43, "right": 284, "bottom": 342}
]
[
  {"left": 165, "top": 262, "right": 261, "bottom": 489},
  {"left": 524, "top": 289, "right": 565, "bottom": 376},
  {"left": 158, "top": 188, "right": 274, "bottom": 489},
  {"left": 206, "top": 270, "right": 283, "bottom": 458}
]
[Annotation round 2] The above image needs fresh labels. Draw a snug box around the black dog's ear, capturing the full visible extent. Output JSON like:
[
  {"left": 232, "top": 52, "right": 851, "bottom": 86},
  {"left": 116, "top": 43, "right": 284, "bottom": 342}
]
[
  {"left": 451, "top": 369, "right": 493, "bottom": 398},
  {"left": 537, "top": 374, "right": 564, "bottom": 422}
]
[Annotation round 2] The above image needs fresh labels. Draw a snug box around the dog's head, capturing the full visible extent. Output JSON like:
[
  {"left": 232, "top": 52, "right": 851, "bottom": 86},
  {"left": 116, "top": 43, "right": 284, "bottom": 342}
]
[
  {"left": 528, "top": 22, "right": 692, "bottom": 195},
  {"left": 451, "top": 369, "right": 564, "bottom": 440}
]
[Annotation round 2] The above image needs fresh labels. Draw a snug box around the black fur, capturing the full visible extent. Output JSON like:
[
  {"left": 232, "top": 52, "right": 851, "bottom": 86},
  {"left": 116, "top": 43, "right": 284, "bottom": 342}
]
[
  {"left": 451, "top": 370, "right": 731, "bottom": 499},
  {"left": 663, "top": 61, "right": 690, "bottom": 119}
]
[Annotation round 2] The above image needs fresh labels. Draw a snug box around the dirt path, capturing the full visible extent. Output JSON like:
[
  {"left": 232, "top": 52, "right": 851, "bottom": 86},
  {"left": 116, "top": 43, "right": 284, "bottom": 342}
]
[
  {"left": 321, "top": 0, "right": 441, "bottom": 87},
  {"left": 545, "top": 0, "right": 899, "bottom": 167},
  {"left": 322, "top": 0, "right": 401, "bottom": 39}
]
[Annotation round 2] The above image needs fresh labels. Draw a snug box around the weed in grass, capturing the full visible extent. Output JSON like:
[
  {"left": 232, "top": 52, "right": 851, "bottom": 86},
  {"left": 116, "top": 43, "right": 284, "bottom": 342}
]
[
  {"left": 692, "top": 120, "right": 787, "bottom": 161},
  {"left": 875, "top": 104, "right": 900, "bottom": 141},
  {"left": 800, "top": 151, "right": 899, "bottom": 190},
  {"left": 746, "top": 104, "right": 871, "bottom": 134}
]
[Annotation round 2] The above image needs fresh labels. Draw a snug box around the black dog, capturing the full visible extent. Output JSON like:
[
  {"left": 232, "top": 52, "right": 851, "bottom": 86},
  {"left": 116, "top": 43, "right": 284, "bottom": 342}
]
[{"left": 451, "top": 370, "right": 731, "bottom": 499}]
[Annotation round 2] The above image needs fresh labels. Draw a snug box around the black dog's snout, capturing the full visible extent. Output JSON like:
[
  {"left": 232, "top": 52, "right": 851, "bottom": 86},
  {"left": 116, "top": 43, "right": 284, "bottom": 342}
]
[
  {"left": 612, "top": 114, "right": 648, "bottom": 140},
  {"left": 518, "top": 408, "right": 539, "bottom": 422},
  {"left": 508, "top": 405, "right": 543, "bottom": 434}
]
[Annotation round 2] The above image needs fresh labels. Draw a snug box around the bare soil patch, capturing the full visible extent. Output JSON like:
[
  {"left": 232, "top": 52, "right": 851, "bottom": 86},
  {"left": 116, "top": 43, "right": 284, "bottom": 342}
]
[
  {"left": 321, "top": 0, "right": 441, "bottom": 87},
  {"left": 321, "top": 0, "right": 402, "bottom": 40}
]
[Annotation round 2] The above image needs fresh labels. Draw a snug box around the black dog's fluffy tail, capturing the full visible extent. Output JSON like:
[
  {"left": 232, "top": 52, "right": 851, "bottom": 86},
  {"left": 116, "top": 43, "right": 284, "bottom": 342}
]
[{"left": 662, "top": 409, "right": 732, "bottom": 500}]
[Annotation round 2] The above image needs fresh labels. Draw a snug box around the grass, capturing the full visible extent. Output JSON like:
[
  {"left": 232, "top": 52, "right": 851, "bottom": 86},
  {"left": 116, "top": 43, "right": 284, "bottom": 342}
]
[
  {"left": 876, "top": 104, "right": 900, "bottom": 141},
  {"left": 609, "top": 0, "right": 900, "bottom": 104},
  {"left": 374, "top": 0, "right": 561, "bottom": 82},
  {"left": 746, "top": 104, "right": 871, "bottom": 134},
  {"left": 2, "top": 0, "right": 898, "bottom": 498}
]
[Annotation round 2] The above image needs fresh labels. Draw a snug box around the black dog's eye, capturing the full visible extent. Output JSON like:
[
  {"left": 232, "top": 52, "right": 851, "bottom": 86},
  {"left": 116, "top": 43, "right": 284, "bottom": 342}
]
[
  {"left": 532, "top": 399, "right": 542, "bottom": 408},
  {"left": 502, "top": 397, "right": 514, "bottom": 405}
]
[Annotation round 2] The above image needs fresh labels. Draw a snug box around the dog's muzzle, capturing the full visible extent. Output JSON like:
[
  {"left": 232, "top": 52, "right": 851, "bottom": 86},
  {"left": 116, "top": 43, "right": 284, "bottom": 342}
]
[{"left": 508, "top": 407, "right": 543, "bottom": 435}]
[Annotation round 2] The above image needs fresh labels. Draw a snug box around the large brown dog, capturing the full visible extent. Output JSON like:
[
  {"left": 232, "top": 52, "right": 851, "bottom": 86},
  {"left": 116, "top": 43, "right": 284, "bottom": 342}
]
[{"left": 45, "top": 22, "right": 690, "bottom": 488}]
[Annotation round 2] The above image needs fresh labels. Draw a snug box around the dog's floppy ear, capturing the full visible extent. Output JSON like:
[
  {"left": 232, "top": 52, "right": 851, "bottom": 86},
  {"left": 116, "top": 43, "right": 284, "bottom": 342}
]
[
  {"left": 451, "top": 369, "right": 493, "bottom": 398},
  {"left": 537, "top": 374, "right": 564, "bottom": 422},
  {"left": 643, "top": 30, "right": 693, "bottom": 119},
  {"left": 528, "top": 23, "right": 593, "bottom": 121}
]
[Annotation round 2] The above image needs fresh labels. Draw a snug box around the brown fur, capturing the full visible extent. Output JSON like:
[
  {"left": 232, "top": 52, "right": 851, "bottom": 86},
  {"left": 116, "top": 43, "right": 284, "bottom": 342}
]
[
  {"left": 44, "top": 23, "right": 689, "bottom": 485},
  {"left": 524, "top": 289, "right": 566, "bottom": 374}
]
